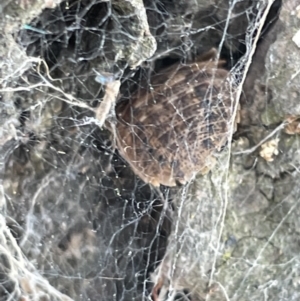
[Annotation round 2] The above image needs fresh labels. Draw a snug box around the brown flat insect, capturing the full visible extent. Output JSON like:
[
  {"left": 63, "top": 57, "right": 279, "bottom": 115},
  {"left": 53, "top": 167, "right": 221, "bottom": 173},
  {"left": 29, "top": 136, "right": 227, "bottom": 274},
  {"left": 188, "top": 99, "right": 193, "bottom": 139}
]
[{"left": 115, "top": 49, "right": 238, "bottom": 187}]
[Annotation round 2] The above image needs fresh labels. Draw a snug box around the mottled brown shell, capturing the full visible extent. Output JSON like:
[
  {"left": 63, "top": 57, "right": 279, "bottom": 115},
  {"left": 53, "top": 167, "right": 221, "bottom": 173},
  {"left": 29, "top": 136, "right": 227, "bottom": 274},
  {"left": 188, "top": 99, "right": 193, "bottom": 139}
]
[{"left": 115, "top": 54, "right": 236, "bottom": 187}]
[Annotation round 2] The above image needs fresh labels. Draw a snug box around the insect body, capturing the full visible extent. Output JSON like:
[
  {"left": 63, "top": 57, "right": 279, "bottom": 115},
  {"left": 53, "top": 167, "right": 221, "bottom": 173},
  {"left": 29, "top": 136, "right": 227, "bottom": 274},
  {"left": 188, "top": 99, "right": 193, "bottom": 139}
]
[{"left": 115, "top": 51, "right": 237, "bottom": 187}]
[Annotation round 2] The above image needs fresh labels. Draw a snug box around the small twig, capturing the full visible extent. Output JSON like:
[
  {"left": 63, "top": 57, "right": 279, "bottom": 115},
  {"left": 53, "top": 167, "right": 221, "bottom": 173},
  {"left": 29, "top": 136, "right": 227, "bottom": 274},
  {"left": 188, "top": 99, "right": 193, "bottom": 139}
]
[{"left": 95, "top": 79, "right": 121, "bottom": 127}]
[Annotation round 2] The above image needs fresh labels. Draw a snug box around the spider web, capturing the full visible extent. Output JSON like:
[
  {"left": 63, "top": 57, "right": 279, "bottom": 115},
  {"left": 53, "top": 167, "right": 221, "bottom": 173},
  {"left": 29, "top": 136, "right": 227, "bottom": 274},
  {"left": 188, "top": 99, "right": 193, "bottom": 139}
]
[{"left": 2, "top": 0, "right": 299, "bottom": 301}]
